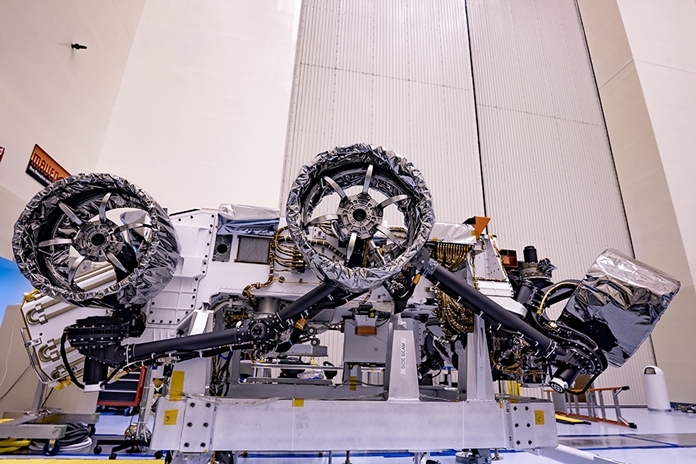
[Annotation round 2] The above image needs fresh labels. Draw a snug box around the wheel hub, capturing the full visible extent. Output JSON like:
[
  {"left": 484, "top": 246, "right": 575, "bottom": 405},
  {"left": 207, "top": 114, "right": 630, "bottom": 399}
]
[
  {"left": 336, "top": 193, "right": 383, "bottom": 240},
  {"left": 73, "top": 222, "right": 124, "bottom": 261}
]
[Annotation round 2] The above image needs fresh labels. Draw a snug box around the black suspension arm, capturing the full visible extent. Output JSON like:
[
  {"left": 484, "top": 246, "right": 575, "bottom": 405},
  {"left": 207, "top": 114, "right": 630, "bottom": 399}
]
[
  {"left": 141, "top": 281, "right": 335, "bottom": 358},
  {"left": 413, "top": 249, "right": 558, "bottom": 354},
  {"left": 112, "top": 282, "right": 337, "bottom": 364},
  {"left": 412, "top": 248, "right": 598, "bottom": 392},
  {"left": 126, "top": 325, "right": 254, "bottom": 362},
  {"left": 277, "top": 282, "right": 336, "bottom": 321}
]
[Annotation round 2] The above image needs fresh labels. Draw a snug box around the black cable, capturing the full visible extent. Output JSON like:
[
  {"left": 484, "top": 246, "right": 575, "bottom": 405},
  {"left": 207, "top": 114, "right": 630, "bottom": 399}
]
[
  {"left": 463, "top": 0, "right": 488, "bottom": 217},
  {"left": 32, "top": 423, "right": 91, "bottom": 447},
  {"left": 0, "top": 366, "right": 30, "bottom": 401},
  {"left": 40, "top": 387, "right": 54, "bottom": 409},
  {"left": 99, "top": 362, "right": 132, "bottom": 388},
  {"left": 60, "top": 332, "right": 84, "bottom": 389}
]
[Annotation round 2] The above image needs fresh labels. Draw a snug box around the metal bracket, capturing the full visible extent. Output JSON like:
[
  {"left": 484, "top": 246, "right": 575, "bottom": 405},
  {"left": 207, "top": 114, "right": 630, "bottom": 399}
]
[
  {"left": 180, "top": 398, "right": 216, "bottom": 453},
  {"left": 463, "top": 315, "right": 495, "bottom": 401},
  {"left": 530, "top": 444, "right": 628, "bottom": 464},
  {"left": 384, "top": 315, "right": 420, "bottom": 401}
]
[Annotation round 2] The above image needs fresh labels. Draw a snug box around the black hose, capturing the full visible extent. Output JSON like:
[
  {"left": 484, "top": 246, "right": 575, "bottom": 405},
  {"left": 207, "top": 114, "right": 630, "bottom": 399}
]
[
  {"left": 124, "top": 283, "right": 336, "bottom": 362},
  {"left": 129, "top": 325, "right": 253, "bottom": 361},
  {"left": 277, "top": 283, "right": 336, "bottom": 321},
  {"left": 32, "top": 423, "right": 92, "bottom": 449},
  {"left": 60, "top": 332, "right": 85, "bottom": 390},
  {"left": 426, "top": 262, "right": 555, "bottom": 353}
]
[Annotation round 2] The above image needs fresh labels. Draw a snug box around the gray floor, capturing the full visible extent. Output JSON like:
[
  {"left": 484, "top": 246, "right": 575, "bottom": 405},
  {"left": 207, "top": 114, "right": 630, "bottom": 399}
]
[{"left": 88, "top": 407, "right": 696, "bottom": 463}]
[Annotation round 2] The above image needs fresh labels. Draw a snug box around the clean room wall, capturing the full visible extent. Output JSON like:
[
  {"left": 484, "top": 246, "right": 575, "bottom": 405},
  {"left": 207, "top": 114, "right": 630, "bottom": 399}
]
[
  {"left": 282, "top": 0, "right": 484, "bottom": 369},
  {"left": 281, "top": 0, "right": 484, "bottom": 220},
  {"left": 467, "top": 0, "right": 649, "bottom": 404},
  {"left": 0, "top": 0, "right": 146, "bottom": 259},
  {"left": 578, "top": 0, "right": 696, "bottom": 403},
  {"left": 96, "top": 0, "right": 302, "bottom": 214},
  {"left": 287, "top": 0, "right": 654, "bottom": 404}
]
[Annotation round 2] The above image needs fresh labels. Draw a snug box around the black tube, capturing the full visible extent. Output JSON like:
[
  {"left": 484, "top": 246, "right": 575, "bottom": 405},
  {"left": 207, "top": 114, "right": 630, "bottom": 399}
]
[
  {"left": 83, "top": 357, "right": 108, "bottom": 386},
  {"left": 542, "top": 280, "right": 581, "bottom": 307},
  {"left": 125, "top": 283, "right": 336, "bottom": 362},
  {"left": 129, "top": 325, "right": 252, "bottom": 361},
  {"left": 277, "top": 283, "right": 336, "bottom": 321},
  {"left": 523, "top": 246, "right": 538, "bottom": 263},
  {"left": 60, "top": 332, "right": 85, "bottom": 389},
  {"left": 514, "top": 281, "right": 535, "bottom": 304},
  {"left": 427, "top": 261, "right": 554, "bottom": 352},
  {"left": 550, "top": 365, "right": 581, "bottom": 393}
]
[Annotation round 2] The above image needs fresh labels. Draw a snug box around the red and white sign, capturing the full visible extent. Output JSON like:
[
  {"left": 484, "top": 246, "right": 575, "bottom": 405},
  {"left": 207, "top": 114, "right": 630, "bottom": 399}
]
[{"left": 25, "top": 145, "right": 70, "bottom": 186}]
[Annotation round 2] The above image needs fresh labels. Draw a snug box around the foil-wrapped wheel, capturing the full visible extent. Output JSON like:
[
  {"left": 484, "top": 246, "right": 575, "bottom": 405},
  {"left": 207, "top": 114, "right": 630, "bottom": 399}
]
[
  {"left": 286, "top": 144, "right": 435, "bottom": 293},
  {"left": 13, "top": 173, "right": 180, "bottom": 307}
]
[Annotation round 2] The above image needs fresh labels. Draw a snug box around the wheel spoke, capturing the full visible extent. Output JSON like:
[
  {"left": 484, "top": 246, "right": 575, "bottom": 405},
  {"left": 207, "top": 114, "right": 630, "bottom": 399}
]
[
  {"left": 369, "top": 240, "right": 386, "bottom": 265},
  {"left": 323, "top": 176, "right": 346, "bottom": 199},
  {"left": 345, "top": 232, "right": 358, "bottom": 264},
  {"left": 362, "top": 164, "right": 373, "bottom": 194},
  {"left": 378, "top": 195, "right": 411, "bottom": 209},
  {"left": 106, "top": 252, "right": 128, "bottom": 273},
  {"left": 115, "top": 222, "right": 152, "bottom": 235},
  {"left": 58, "top": 227, "right": 77, "bottom": 235},
  {"left": 306, "top": 214, "right": 339, "bottom": 227},
  {"left": 38, "top": 238, "right": 74, "bottom": 248},
  {"left": 58, "top": 202, "right": 83, "bottom": 225},
  {"left": 98, "top": 193, "right": 112, "bottom": 223},
  {"left": 376, "top": 224, "right": 404, "bottom": 249},
  {"left": 67, "top": 255, "right": 87, "bottom": 285}
]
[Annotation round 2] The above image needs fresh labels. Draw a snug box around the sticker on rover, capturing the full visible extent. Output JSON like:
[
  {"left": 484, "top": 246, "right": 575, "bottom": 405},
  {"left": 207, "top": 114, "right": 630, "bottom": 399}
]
[
  {"left": 170, "top": 371, "right": 185, "bottom": 401},
  {"left": 163, "top": 409, "right": 178, "bottom": 426},
  {"left": 534, "top": 410, "right": 545, "bottom": 425}
]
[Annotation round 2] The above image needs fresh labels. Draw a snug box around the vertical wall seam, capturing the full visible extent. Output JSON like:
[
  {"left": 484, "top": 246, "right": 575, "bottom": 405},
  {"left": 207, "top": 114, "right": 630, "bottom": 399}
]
[
  {"left": 280, "top": 0, "right": 309, "bottom": 211},
  {"left": 573, "top": 0, "right": 636, "bottom": 260},
  {"left": 464, "top": 0, "right": 487, "bottom": 217}
]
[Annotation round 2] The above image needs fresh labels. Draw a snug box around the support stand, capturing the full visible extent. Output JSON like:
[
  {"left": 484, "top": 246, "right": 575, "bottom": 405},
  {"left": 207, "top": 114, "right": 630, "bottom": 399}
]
[
  {"left": 93, "top": 368, "right": 155, "bottom": 459},
  {"left": 0, "top": 381, "right": 99, "bottom": 455}
]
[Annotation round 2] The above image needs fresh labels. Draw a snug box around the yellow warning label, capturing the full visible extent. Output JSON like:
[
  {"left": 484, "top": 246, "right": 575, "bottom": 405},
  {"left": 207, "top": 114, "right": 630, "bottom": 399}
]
[
  {"left": 163, "top": 409, "right": 178, "bottom": 426},
  {"left": 292, "top": 398, "right": 305, "bottom": 407},
  {"left": 170, "top": 371, "right": 185, "bottom": 401},
  {"left": 534, "top": 410, "right": 545, "bottom": 425},
  {"left": 349, "top": 376, "right": 357, "bottom": 391}
]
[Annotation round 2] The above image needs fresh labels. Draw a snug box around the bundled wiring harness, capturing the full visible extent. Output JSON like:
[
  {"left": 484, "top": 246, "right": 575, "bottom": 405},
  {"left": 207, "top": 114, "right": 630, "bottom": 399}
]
[{"left": 30, "top": 423, "right": 93, "bottom": 455}]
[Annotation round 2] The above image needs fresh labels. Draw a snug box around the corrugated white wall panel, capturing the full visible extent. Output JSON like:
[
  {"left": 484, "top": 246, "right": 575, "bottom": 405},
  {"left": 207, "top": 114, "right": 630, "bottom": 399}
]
[
  {"left": 282, "top": 0, "right": 483, "bottom": 373},
  {"left": 468, "top": 0, "right": 651, "bottom": 404},
  {"left": 283, "top": 0, "right": 651, "bottom": 404},
  {"left": 282, "top": 0, "right": 483, "bottom": 224}
]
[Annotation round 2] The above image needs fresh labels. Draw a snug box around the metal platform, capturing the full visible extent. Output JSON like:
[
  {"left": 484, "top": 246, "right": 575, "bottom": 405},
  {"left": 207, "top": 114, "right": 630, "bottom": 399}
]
[{"left": 151, "top": 394, "right": 556, "bottom": 453}]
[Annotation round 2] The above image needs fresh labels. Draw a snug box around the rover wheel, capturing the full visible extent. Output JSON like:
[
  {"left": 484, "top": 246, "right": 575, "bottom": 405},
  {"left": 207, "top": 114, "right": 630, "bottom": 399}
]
[
  {"left": 13, "top": 173, "right": 180, "bottom": 307},
  {"left": 286, "top": 144, "right": 434, "bottom": 292}
]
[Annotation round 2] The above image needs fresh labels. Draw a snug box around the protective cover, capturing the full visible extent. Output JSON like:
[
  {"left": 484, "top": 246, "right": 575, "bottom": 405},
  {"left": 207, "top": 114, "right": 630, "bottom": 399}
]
[
  {"left": 429, "top": 222, "right": 477, "bottom": 245},
  {"left": 558, "top": 249, "right": 680, "bottom": 367},
  {"left": 13, "top": 173, "right": 180, "bottom": 307},
  {"left": 286, "top": 144, "right": 434, "bottom": 292},
  {"left": 217, "top": 204, "right": 279, "bottom": 236}
]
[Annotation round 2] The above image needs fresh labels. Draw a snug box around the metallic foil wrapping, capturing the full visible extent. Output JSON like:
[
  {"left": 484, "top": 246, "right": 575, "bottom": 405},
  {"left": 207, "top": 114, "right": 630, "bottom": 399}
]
[
  {"left": 217, "top": 204, "right": 279, "bottom": 237},
  {"left": 429, "top": 222, "right": 478, "bottom": 245},
  {"left": 559, "top": 249, "right": 680, "bottom": 367},
  {"left": 13, "top": 173, "right": 180, "bottom": 307},
  {"left": 286, "top": 143, "right": 435, "bottom": 292}
]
